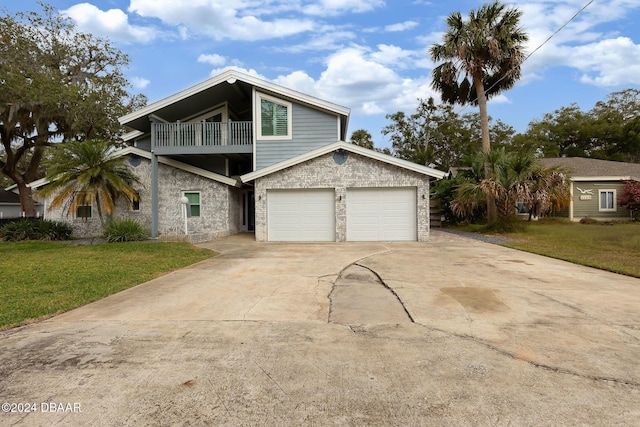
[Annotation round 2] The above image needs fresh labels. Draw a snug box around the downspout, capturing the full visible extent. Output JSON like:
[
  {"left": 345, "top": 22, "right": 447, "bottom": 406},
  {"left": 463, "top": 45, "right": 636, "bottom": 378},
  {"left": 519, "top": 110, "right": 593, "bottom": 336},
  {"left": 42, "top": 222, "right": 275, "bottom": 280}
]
[{"left": 150, "top": 119, "right": 159, "bottom": 238}]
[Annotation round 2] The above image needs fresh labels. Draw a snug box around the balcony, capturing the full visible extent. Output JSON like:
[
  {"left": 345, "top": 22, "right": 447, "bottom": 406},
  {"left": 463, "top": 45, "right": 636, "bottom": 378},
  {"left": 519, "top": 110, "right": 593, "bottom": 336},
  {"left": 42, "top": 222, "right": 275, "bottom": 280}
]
[{"left": 152, "top": 121, "right": 253, "bottom": 155}]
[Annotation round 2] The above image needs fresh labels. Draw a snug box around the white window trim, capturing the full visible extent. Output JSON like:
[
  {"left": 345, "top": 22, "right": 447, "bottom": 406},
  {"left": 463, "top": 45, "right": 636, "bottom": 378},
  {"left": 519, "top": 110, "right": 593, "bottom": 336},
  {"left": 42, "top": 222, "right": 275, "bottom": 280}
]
[
  {"left": 598, "top": 189, "right": 616, "bottom": 212},
  {"left": 256, "top": 92, "right": 292, "bottom": 140},
  {"left": 182, "top": 191, "right": 201, "bottom": 217}
]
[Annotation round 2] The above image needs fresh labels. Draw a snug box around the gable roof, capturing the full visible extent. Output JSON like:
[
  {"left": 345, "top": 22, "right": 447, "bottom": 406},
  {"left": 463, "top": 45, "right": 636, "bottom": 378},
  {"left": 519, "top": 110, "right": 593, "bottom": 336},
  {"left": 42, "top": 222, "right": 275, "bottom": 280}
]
[
  {"left": 240, "top": 141, "right": 447, "bottom": 182},
  {"left": 119, "top": 68, "right": 350, "bottom": 138},
  {"left": 538, "top": 157, "right": 640, "bottom": 181}
]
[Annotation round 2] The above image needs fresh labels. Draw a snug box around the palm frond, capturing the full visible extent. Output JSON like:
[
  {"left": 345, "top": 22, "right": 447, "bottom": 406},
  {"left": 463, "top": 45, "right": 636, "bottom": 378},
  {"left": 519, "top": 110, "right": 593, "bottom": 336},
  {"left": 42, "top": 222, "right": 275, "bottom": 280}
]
[{"left": 41, "top": 139, "right": 140, "bottom": 225}]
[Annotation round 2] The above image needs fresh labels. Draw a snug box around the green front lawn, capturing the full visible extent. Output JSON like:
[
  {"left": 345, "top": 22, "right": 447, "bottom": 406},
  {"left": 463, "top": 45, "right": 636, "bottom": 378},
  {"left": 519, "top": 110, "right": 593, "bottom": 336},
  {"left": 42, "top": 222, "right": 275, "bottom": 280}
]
[
  {"left": 0, "top": 241, "right": 215, "bottom": 329},
  {"left": 499, "top": 220, "right": 640, "bottom": 278}
]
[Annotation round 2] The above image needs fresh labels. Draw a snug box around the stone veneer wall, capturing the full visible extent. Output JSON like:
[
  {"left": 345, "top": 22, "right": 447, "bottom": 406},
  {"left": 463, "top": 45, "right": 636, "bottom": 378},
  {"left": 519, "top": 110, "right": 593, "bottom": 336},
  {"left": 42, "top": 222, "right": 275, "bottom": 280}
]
[
  {"left": 254, "top": 152, "right": 431, "bottom": 242},
  {"left": 42, "top": 155, "right": 240, "bottom": 242}
]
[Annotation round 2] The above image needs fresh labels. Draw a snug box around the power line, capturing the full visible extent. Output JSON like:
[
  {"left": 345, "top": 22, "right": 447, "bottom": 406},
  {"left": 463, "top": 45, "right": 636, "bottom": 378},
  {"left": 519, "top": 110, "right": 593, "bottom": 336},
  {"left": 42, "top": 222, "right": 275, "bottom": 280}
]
[{"left": 524, "top": 0, "right": 595, "bottom": 61}]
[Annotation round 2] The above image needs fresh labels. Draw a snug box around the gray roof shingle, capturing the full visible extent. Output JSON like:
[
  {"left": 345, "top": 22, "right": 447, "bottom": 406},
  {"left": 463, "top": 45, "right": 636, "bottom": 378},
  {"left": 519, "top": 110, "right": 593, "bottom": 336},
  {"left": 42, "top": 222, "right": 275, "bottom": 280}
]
[{"left": 538, "top": 157, "right": 640, "bottom": 179}]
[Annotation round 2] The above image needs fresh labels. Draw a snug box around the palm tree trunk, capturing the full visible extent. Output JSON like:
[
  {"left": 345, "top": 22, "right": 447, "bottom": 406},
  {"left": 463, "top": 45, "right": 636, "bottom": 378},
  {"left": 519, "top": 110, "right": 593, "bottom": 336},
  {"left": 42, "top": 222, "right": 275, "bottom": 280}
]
[{"left": 474, "top": 74, "right": 497, "bottom": 223}]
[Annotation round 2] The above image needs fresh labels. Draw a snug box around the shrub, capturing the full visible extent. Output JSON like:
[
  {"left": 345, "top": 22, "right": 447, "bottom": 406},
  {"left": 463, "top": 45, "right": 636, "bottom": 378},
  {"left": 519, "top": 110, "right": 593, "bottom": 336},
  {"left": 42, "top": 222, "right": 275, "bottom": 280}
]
[
  {"left": 37, "top": 220, "right": 74, "bottom": 241},
  {"left": 0, "top": 219, "right": 73, "bottom": 241},
  {"left": 103, "top": 218, "right": 149, "bottom": 243},
  {"left": 618, "top": 180, "right": 640, "bottom": 220}
]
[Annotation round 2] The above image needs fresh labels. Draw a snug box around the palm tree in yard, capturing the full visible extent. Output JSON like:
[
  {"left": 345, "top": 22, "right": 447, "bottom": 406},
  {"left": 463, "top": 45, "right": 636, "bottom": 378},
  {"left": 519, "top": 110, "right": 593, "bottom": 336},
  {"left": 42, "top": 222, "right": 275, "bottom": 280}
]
[
  {"left": 430, "top": 0, "right": 528, "bottom": 222},
  {"left": 39, "top": 140, "right": 140, "bottom": 225}
]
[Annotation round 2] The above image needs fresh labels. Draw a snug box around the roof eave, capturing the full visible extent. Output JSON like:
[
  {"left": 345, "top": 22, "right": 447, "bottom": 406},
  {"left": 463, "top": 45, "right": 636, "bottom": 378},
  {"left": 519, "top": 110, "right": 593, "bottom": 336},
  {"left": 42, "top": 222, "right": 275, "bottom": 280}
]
[{"left": 119, "top": 68, "right": 350, "bottom": 127}]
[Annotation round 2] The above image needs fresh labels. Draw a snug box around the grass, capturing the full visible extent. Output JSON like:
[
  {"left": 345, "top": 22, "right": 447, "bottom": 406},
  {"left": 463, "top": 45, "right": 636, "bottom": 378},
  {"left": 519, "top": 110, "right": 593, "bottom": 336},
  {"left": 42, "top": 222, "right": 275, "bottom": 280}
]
[
  {"left": 0, "top": 241, "right": 215, "bottom": 329},
  {"left": 462, "top": 219, "right": 640, "bottom": 278}
]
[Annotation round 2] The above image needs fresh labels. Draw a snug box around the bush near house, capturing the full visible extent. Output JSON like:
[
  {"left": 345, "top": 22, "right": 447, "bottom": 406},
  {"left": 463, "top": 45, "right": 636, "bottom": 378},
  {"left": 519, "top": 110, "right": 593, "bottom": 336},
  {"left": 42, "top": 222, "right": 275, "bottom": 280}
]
[
  {"left": 619, "top": 180, "right": 640, "bottom": 220},
  {"left": 103, "top": 218, "right": 149, "bottom": 242},
  {"left": 0, "top": 219, "right": 73, "bottom": 241}
]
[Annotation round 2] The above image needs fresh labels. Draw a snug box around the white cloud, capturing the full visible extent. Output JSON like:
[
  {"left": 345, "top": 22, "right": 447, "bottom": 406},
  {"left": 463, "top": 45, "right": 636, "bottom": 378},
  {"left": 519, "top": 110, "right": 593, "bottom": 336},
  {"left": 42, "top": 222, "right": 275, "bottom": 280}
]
[
  {"left": 274, "top": 71, "right": 318, "bottom": 96},
  {"left": 198, "top": 53, "right": 227, "bottom": 67},
  {"left": 62, "top": 3, "right": 158, "bottom": 44},
  {"left": 302, "top": 0, "right": 385, "bottom": 16},
  {"left": 572, "top": 37, "right": 640, "bottom": 86},
  {"left": 369, "top": 44, "right": 420, "bottom": 69},
  {"left": 130, "top": 76, "right": 150, "bottom": 89},
  {"left": 128, "top": 0, "right": 316, "bottom": 41},
  {"left": 384, "top": 20, "right": 419, "bottom": 32},
  {"left": 206, "top": 66, "right": 267, "bottom": 79},
  {"left": 271, "top": 47, "right": 440, "bottom": 116}
]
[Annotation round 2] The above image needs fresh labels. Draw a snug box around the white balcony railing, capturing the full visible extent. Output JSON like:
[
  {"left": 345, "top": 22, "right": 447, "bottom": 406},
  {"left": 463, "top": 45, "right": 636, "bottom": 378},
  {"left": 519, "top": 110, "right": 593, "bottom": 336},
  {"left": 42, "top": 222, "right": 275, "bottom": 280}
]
[{"left": 153, "top": 121, "right": 252, "bottom": 149}]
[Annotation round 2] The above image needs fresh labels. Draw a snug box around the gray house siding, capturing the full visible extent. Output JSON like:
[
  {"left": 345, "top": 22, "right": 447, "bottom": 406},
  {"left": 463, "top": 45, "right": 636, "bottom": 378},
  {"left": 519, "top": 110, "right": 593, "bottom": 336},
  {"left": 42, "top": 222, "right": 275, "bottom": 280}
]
[
  {"left": 134, "top": 135, "right": 152, "bottom": 151},
  {"left": 572, "top": 180, "right": 631, "bottom": 220},
  {"left": 254, "top": 152, "right": 431, "bottom": 242},
  {"left": 256, "top": 102, "right": 339, "bottom": 170}
]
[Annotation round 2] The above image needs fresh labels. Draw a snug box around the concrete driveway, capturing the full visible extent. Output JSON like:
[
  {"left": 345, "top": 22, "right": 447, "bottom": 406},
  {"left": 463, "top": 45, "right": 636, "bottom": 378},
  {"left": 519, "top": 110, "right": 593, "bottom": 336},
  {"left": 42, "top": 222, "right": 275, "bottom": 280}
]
[{"left": 1, "top": 231, "right": 639, "bottom": 426}]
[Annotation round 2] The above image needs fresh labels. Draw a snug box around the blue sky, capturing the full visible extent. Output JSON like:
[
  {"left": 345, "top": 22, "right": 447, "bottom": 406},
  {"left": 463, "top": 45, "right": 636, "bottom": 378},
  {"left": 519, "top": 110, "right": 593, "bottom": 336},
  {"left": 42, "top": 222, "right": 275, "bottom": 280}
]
[{"left": 4, "top": 0, "right": 640, "bottom": 149}]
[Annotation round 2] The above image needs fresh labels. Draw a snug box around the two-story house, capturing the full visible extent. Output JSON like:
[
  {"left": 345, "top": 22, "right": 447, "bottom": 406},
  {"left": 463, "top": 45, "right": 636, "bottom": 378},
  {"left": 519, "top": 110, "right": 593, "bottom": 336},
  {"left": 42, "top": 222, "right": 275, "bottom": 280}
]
[{"left": 44, "top": 69, "right": 446, "bottom": 242}]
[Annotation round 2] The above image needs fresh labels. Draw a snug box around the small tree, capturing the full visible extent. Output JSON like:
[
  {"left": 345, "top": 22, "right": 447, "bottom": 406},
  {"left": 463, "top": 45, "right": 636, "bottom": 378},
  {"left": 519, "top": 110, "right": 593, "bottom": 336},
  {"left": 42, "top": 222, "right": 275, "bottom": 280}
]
[
  {"left": 619, "top": 180, "right": 640, "bottom": 220},
  {"left": 38, "top": 140, "right": 140, "bottom": 226}
]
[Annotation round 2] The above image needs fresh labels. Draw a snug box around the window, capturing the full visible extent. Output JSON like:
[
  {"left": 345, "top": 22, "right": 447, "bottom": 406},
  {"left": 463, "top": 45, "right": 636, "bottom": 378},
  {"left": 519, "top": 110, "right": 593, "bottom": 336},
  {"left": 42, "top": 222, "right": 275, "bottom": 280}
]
[
  {"left": 132, "top": 198, "right": 140, "bottom": 211},
  {"left": 599, "top": 189, "right": 616, "bottom": 211},
  {"left": 183, "top": 192, "right": 201, "bottom": 217},
  {"left": 76, "top": 204, "right": 92, "bottom": 218},
  {"left": 258, "top": 93, "right": 291, "bottom": 139}
]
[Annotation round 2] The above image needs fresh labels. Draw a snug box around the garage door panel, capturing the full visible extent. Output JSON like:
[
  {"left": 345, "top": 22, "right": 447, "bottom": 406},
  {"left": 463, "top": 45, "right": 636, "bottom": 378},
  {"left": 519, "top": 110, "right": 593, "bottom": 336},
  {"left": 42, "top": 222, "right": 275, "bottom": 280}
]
[
  {"left": 347, "top": 188, "right": 416, "bottom": 241},
  {"left": 267, "top": 190, "right": 335, "bottom": 241}
]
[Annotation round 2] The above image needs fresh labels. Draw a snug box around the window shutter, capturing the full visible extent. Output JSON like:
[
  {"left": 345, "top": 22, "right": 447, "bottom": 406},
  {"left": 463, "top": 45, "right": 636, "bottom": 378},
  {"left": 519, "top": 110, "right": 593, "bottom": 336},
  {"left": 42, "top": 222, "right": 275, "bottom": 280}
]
[
  {"left": 274, "top": 104, "right": 288, "bottom": 136},
  {"left": 260, "top": 97, "right": 289, "bottom": 137}
]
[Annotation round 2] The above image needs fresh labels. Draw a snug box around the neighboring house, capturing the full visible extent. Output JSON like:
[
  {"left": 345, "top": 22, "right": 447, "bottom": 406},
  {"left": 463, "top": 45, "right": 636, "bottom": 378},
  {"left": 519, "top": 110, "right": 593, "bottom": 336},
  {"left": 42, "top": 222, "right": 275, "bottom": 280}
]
[
  {"left": 1, "top": 188, "right": 44, "bottom": 219},
  {"left": 40, "top": 69, "right": 447, "bottom": 242},
  {"left": 538, "top": 157, "right": 640, "bottom": 221}
]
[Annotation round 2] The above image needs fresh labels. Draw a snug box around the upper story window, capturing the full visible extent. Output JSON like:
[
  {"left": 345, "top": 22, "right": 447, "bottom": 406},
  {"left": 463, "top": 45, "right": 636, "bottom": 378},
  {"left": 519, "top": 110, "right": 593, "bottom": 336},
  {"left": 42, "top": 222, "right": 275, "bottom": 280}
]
[{"left": 257, "top": 93, "right": 292, "bottom": 140}]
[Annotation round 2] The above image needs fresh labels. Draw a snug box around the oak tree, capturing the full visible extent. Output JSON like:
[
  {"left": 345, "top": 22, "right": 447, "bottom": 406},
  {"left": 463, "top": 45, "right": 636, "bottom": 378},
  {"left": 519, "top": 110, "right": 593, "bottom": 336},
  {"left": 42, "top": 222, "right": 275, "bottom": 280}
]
[{"left": 0, "top": 3, "right": 144, "bottom": 216}]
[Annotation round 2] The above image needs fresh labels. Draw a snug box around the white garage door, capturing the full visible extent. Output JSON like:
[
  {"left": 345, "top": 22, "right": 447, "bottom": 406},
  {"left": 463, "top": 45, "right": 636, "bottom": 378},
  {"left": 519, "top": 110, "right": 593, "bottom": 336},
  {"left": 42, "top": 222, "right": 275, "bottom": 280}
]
[
  {"left": 347, "top": 188, "right": 417, "bottom": 241},
  {"left": 267, "top": 189, "right": 335, "bottom": 241}
]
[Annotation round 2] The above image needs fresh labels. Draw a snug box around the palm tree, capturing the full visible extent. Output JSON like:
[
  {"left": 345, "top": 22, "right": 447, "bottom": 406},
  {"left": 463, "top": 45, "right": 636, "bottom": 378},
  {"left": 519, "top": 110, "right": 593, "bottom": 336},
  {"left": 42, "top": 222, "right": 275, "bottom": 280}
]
[
  {"left": 451, "top": 148, "right": 569, "bottom": 223},
  {"left": 39, "top": 140, "right": 140, "bottom": 225},
  {"left": 430, "top": 0, "right": 528, "bottom": 221}
]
